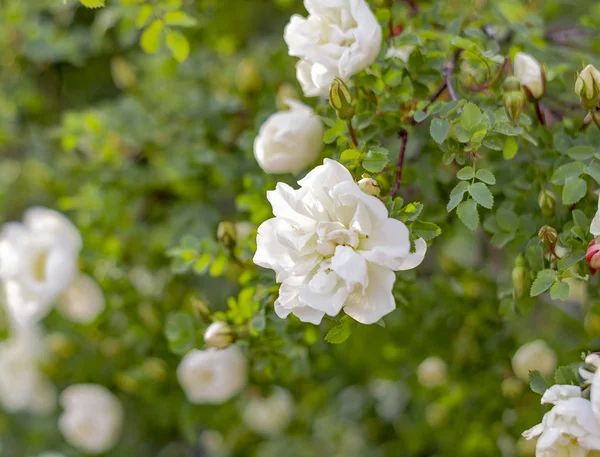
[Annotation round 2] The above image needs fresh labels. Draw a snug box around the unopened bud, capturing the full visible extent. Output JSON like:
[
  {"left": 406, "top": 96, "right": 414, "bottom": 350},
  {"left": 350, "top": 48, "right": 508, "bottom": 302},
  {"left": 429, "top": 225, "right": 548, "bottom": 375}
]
[
  {"left": 538, "top": 189, "right": 556, "bottom": 218},
  {"left": 217, "top": 221, "right": 237, "bottom": 249},
  {"left": 575, "top": 65, "right": 600, "bottom": 110},
  {"left": 329, "top": 77, "right": 355, "bottom": 121},
  {"left": 236, "top": 58, "right": 263, "bottom": 94},
  {"left": 538, "top": 225, "right": 558, "bottom": 247},
  {"left": 512, "top": 254, "right": 528, "bottom": 297},
  {"left": 205, "top": 321, "right": 234, "bottom": 349},
  {"left": 587, "top": 240, "right": 600, "bottom": 275},
  {"left": 503, "top": 76, "right": 525, "bottom": 123},
  {"left": 358, "top": 176, "right": 380, "bottom": 197},
  {"left": 276, "top": 83, "right": 299, "bottom": 111}
]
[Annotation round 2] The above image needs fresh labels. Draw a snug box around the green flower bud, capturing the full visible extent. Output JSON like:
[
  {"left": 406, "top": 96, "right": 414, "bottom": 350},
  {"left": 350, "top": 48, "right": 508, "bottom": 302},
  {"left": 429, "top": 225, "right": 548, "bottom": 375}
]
[
  {"left": 538, "top": 225, "right": 558, "bottom": 247},
  {"left": 538, "top": 189, "right": 556, "bottom": 218},
  {"left": 503, "top": 76, "right": 525, "bottom": 123},
  {"left": 236, "top": 58, "right": 263, "bottom": 94},
  {"left": 217, "top": 221, "right": 237, "bottom": 249},
  {"left": 329, "top": 77, "right": 355, "bottom": 121},
  {"left": 575, "top": 65, "right": 600, "bottom": 110},
  {"left": 276, "top": 83, "right": 299, "bottom": 111},
  {"left": 204, "top": 321, "right": 234, "bottom": 349},
  {"left": 512, "top": 255, "right": 528, "bottom": 297},
  {"left": 357, "top": 176, "right": 381, "bottom": 197}
]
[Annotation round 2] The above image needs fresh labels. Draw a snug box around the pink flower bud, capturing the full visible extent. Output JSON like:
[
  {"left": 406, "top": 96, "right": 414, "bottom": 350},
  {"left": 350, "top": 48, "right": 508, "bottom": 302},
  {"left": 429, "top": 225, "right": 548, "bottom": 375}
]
[{"left": 586, "top": 240, "right": 600, "bottom": 275}]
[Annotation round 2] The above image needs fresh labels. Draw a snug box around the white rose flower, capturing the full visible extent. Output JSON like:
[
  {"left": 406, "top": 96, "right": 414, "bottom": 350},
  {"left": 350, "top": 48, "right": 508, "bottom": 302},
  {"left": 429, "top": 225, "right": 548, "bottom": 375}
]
[
  {"left": 0, "top": 326, "right": 56, "bottom": 415},
  {"left": 57, "top": 273, "right": 105, "bottom": 324},
  {"left": 512, "top": 340, "right": 557, "bottom": 382},
  {"left": 514, "top": 52, "right": 544, "bottom": 99},
  {"left": 177, "top": 345, "right": 247, "bottom": 404},
  {"left": 417, "top": 357, "right": 448, "bottom": 388},
  {"left": 253, "top": 159, "right": 427, "bottom": 325},
  {"left": 284, "top": 0, "right": 382, "bottom": 97},
  {"left": 242, "top": 387, "right": 294, "bottom": 436},
  {"left": 385, "top": 46, "right": 415, "bottom": 63},
  {"left": 575, "top": 65, "right": 600, "bottom": 101},
  {"left": 523, "top": 385, "right": 600, "bottom": 457},
  {"left": 58, "top": 384, "right": 124, "bottom": 455},
  {"left": 0, "top": 207, "right": 82, "bottom": 326},
  {"left": 254, "top": 100, "right": 324, "bottom": 174},
  {"left": 590, "top": 195, "right": 600, "bottom": 238}
]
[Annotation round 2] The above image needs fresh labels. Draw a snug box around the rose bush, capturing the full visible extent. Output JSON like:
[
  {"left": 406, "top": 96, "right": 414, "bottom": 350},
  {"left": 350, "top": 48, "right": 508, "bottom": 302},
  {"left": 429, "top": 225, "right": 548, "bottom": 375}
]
[{"left": 3, "top": 0, "right": 600, "bottom": 456}]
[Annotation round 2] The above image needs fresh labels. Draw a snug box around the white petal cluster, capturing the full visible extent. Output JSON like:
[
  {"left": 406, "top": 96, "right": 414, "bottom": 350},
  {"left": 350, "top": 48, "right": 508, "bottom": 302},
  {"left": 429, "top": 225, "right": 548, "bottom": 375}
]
[
  {"left": 0, "top": 326, "right": 56, "bottom": 415},
  {"left": 514, "top": 52, "right": 544, "bottom": 99},
  {"left": 177, "top": 345, "right": 248, "bottom": 404},
  {"left": 511, "top": 340, "right": 557, "bottom": 383},
  {"left": 523, "top": 385, "right": 600, "bottom": 457},
  {"left": 254, "top": 100, "right": 324, "bottom": 174},
  {"left": 284, "top": 0, "right": 382, "bottom": 97},
  {"left": 242, "top": 387, "right": 294, "bottom": 436},
  {"left": 254, "top": 159, "right": 426, "bottom": 325},
  {"left": 385, "top": 46, "right": 415, "bottom": 63},
  {"left": 58, "top": 384, "right": 124, "bottom": 455},
  {"left": 0, "top": 207, "right": 104, "bottom": 326}
]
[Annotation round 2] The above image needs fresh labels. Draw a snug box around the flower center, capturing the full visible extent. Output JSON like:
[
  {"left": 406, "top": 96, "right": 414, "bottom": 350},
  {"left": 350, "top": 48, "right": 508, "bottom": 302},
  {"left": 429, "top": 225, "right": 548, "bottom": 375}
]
[
  {"left": 315, "top": 222, "right": 359, "bottom": 257},
  {"left": 196, "top": 369, "right": 215, "bottom": 384},
  {"left": 32, "top": 249, "right": 49, "bottom": 282}
]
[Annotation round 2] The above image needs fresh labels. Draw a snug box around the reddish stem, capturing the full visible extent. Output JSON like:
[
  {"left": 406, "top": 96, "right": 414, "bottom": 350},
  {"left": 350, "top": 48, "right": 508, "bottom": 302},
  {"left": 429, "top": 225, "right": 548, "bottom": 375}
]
[
  {"left": 534, "top": 100, "right": 547, "bottom": 127},
  {"left": 347, "top": 120, "right": 359, "bottom": 147},
  {"left": 390, "top": 129, "right": 408, "bottom": 197}
]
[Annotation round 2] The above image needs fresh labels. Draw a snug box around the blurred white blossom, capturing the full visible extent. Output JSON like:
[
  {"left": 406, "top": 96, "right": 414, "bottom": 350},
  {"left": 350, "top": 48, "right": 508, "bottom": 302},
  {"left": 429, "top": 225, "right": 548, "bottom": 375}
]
[
  {"left": 58, "top": 384, "right": 124, "bottom": 455},
  {"left": 512, "top": 340, "right": 557, "bottom": 382},
  {"left": 284, "top": 0, "right": 382, "bottom": 97},
  {"left": 242, "top": 387, "right": 294, "bottom": 436},
  {"left": 254, "top": 100, "right": 324, "bottom": 174},
  {"left": 385, "top": 46, "right": 415, "bottom": 63},
  {"left": 417, "top": 357, "right": 448, "bottom": 388},
  {"left": 57, "top": 273, "right": 105, "bottom": 324},
  {"left": 0, "top": 326, "right": 56, "bottom": 415},
  {"left": 0, "top": 207, "right": 82, "bottom": 326},
  {"left": 177, "top": 345, "right": 247, "bottom": 404},
  {"left": 254, "top": 159, "right": 427, "bottom": 325}
]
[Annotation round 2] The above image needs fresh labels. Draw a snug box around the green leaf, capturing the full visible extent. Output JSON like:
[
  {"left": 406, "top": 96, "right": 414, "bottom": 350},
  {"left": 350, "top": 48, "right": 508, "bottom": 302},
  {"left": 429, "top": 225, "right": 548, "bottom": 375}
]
[
  {"left": 567, "top": 145, "right": 595, "bottom": 161},
  {"left": 447, "top": 181, "right": 469, "bottom": 212},
  {"left": 554, "top": 365, "right": 578, "bottom": 385},
  {"left": 584, "top": 160, "right": 600, "bottom": 185},
  {"left": 562, "top": 176, "right": 587, "bottom": 205},
  {"left": 475, "top": 169, "right": 496, "bottom": 185},
  {"left": 550, "top": 162, "right": 586, "bottom": 185},
  {"left": 530, "top": 269, "right": 557, "bottom": 297},
  {"left": 430, "top": 118, "right": 450, "bottom": 144},
  {"left": 457, "top": 166, "right": 474, "bottom": 180},
  {"left": 529, "top": 370, "right": 550, "bottom": 395},
  {"left": 460, "top": 103, "right": 482, "bottom": 130},
  {"left": 413, "top": 110, "right": 428, "bottom": 122},
  {"left": 140, "top": 20, "right": 164, "bottom": 54},
  {"left": 136, "top": 5, "right": 153, "bottom": 28},
  {"left": 550, "top": 280, "right": 570, "bottom": 301},
  {"left": 573, "top": 209, "right": 589, "bottom": 228},
  {"left": 468, "top": 183, "right": 494, "bottom": 209},
  {"left": 166, "top": 30, "right": 190, "bottom": 62},
  {"left": 503, "top": 136, "right": 518, "bottom": 160},
  {"left": 80, "top": 0, "right": 105, "bottom": 7},
  {"left": 496, "top": 208, "right": 519, "bottom": 232},
  {"left": 457, "top": 200, "right": 479, "bottom": 230},
  {"left": 362, "top": 150, "right": 388, "bottom": 173},
  {"left": 340, "top": 148, "right": 360, "bottom": 163},
  {"left": 164, "top": 312, "right": 196, "bottom": 355},
  {"left": 325, "top": 316, "right": 354, "bottom": 344},
  {"left": 164, "top": 11, "right": 198, "bottom": 27},
  {"left": 410, "top": 221, "right": 441, "bottom": 241}
]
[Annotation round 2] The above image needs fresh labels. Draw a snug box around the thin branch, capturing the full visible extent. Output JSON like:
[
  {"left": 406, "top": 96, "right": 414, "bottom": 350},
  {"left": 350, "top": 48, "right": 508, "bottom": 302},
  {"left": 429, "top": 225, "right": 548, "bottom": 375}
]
[
  {"left": 390, "top": 129, "right": 408, "bottom": 198},
  {"left": 444, "top": 50, "right": 461, "bottom": 101},
  {"left": 534, "top": 100, "right": 547, "bottom": 127},
  {"left": 463, "top": 57, "right": 508, "bottom": 93},
  {"left": 404, "top": 0, "right": 418, "bottom": 16},
  {"left": 347, "top": 120, "right": 359, "bottom": 147}
]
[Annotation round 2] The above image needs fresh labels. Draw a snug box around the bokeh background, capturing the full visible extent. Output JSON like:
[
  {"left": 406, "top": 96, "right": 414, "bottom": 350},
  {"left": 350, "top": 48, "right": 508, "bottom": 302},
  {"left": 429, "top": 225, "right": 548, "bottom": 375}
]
[{"left": 2, "top": 0, "right": 600, "bottom": 456}]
